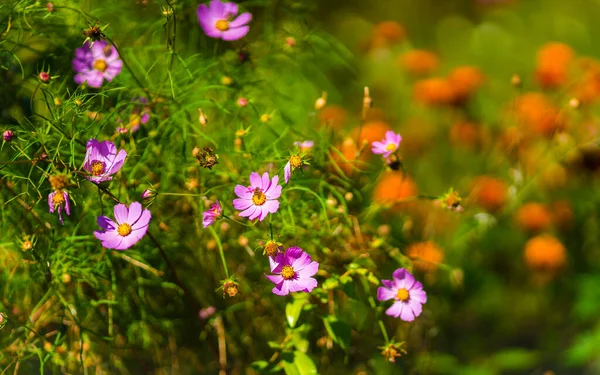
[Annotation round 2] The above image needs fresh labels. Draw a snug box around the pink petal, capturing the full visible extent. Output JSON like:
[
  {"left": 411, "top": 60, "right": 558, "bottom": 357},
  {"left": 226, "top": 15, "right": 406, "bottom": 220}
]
[
  {"left": 377, "top": 286, "right": 396, "bottom": 301},
  {"left": 239, "top": 205, "right": 257, "bottom": 218},
  {"left": 250, "top": 206, "right": 263, "bottom": 221},
  {"left": 86, "top": 71, "right": 105, "bottom": 88},
  {"left": 131, "top": 207, "right": 151, "bottom": 229},
  {"left": 63, "top": 192, "right": 70, "bottom": 216},
  {"left": 48, "top": 192, "right": 55, "bottom": 213},
  {"left": 261, "top": 172, "right": 270, "bottom": 190},
  {"left": 385, "top": 301, "right": 404, "bottom": 318},
  {"left": 234, "top": 184, "right": 252, "bottom": 199},
  {"left": 408, "top": 300, "right": 423, "bottom": 318},
  {"left": 400, "top": 303, "right": 416, "bottom": 321},
  {"left": 299, "top": 261, "right": 318, "bottom": 277},
  {"left": 265, "top": 274, "right": 283, "bottom": 285},
  {"left": 113, "top": 204, "right": 129, "bottom": 224},
  {"left": 223, "top": 2, "right": 239, "bottom": 17},
  {"left": 272, "top": 280, "right": 290, "bottom": 296},
  {"left": 97, "top": 216, "right": 116, "bottom": 230},
  {"left": 262, "top": 199, "right": 279, "bottom": 215},
  {"left": 233, "top": 198, "right": 253, "bottom": 211},
  {"left": 221, "top": 26, "right": 249, "bottom": 41},
  {"left": 209, "top": 0, "right": 226, "bottom": 18},
  {"left": 294, "top": 277, "right": 317, "bottom": 292},
  {"left": 393, "top": 268, "right": 416, "bottom": 290},
  {"left": 229, "top": 12, "right": 251, "bottom": 28},
  {"left": 284, "top": 162, "right": 291, "bottom": 184},
  {"left": 249, "top": 172, "right": 263, "bottom": 189},
  {"left": 127, "top": 202, "right": 143, "bottom": 224},
  {"left": 410, "top": 289, "right": 427, "bottom": 304}
]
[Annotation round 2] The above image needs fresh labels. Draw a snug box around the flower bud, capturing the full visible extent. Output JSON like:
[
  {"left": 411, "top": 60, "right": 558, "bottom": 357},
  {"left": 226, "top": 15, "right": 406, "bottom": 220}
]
[
  {"left": 237, "top": 97, "right": 248, "bottom": 107},
  {"left": 315, "top": 91, "right": 327, "bottom": 110},
  {"left": 47, "top": 2, "right": 54, "bottom": 12},
  {"left": 198, "top": 108, "right": 208, "bottom": 126},
  {"left": 3, "top": 130, "right": 14, "bottom": 142},
  {"left": 511, "top": 74, "right": 521, "bottom": 88},
  {"left": 39, "top": 72, "right": 50, "bottom": 83},
  {"left": 222, "top": 280, "right": 238, "bottom": 297},
  {"left": 141, "top": 189, "right": 154, "bottom": 199}
]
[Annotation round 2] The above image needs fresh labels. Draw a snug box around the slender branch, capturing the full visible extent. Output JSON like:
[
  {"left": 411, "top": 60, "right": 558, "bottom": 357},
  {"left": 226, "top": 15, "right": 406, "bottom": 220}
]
[{"left": 208, "top": 226, "right": 229, "bottom": 278}]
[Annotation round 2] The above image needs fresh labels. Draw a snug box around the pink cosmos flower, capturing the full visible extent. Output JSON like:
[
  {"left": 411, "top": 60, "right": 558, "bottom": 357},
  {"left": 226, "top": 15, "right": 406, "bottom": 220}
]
[
  {"left": 203, "top": 200, "right": 223, "bottom": 228},
  {"left": 372, "top": 131, "right": 402, "bottom": 158},
  {"left": 197, "top": 0, "right": 252, "bottom": 41},
  {"left": 377, "top": 268, "right": 427, "bottom": 322},
  {"left": 94, "top": 202, "right": 151, "bottom": 250},
  {"left": 73, "top": 40, "right": 122, "bottom": 88},
  {"left": 233, "top": 172, "right": 281, "bottom": 221},
  {"left": 83, "top": 139, "right": 127, "bottom": 183},
  {"left": 266, "top": 247, "right": 319, "bottom": 296},
  {"left": 48, "top": 191, "right": 70, "bottom": 224}
]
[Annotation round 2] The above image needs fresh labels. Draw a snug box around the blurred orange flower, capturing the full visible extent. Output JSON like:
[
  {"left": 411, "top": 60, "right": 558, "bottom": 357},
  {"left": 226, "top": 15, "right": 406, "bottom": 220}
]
[
  {"left": 535, "top": 42, "right": 574, "bottom": 89},
  {"left": 470, "top": 176, "right": 508, "bottom": 212},
  {"left": 406, "top": 241, "right": 444, "bottom": 272},
  {"left": 373, "top": 171, "right": 418, "bottom": 208},
  {"left": 369, "top": 21, "right": 406, "bottom": 49},
  {"left": 514, "top": 93, "right": 564, "bottom": 137},
  {"left": 399, "top": 50, "right": 439, "bottom": 76},
  {"left": 447, "top": 66, "right": 485, "bottom": 102},
  {"left": 413, "top": 78, "right": 455, "bottom": 106},
  {"left": 524, "top": 234, "right": 566, "bottom": 271},
  {"left": 449, "top": 122, "right": 480, "bottom": 149},
  {"left": 515, "top": 203, "right": 552, "bottom": 232},
  {"left": 319, "top": 105, "right": 348, "bottom": 130}
]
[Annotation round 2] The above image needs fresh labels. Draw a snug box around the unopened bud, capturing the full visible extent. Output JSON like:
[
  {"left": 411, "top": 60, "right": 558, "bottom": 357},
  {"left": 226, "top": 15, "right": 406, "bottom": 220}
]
[
  {"left": 237, "top": 97, "right": 248, "bottom": 107},
  {"left": 75, "top": 99, "right": 83, "bottom": 106},
  {"left": 198, "top": 108, "right": 208, "bottom": 126},
  {"left": 285, "top": 36, "right": 296, "bottom": 48},
  {"left": 3, "top": 130, "right": 14, "bottom": 142},
  {"left": 54, "top": 98, "right": 62, "bottom": 106},
  {"left": 569, "top": 97, "right": 580, "bottom": 109},
  {"left": 221, "top": 76, "right": 232, "bottom": 85},
  {"left": 222, "top": 280, "right": 238, "bottom": 297},
  {"left": 511, "top": 74, "right": 521, "bottom": 88},
  {"left": 315, "top": 91, "right": 327, "bottom": 110},
  {"left": 260, "top": 114, "right": 271, "bottom": 123},
  {"left": 141, "top": 189, "right": 154, "bottom": 199},
  {"left": 39, "top": 72, "right": 50, "bottom": 83}
]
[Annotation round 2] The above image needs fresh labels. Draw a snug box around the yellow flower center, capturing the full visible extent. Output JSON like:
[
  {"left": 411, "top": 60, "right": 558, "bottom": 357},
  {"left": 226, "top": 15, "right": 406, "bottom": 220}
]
[
  {"left": 52, "top": 192, "right": 65, "bottom": 206},
  {"left": 91, "top": 161, "right": 105, "bottom": 176},
  {"left": 215, "top": 19, "right": 229, "bottom": 31},
  {"left": 396, "top": 288, "right": 410, "bottom": 301},
  {"left": 252, "top": 188, "right": 267, "bottom": 206},
  {"left": 385, "top": 143, "right": 397, "bottom": 152},
  {"left": 117, "top": 223, "right": 132, "bottom": 237},
  {"left": 289, "top": 155, "right": 302, "bottom": 169},
  {"left": 94, "top": 59, "right": 108, "bottom": 72},
  {"left": 281, "top": 265, "right": 295, "bottom": 280}
]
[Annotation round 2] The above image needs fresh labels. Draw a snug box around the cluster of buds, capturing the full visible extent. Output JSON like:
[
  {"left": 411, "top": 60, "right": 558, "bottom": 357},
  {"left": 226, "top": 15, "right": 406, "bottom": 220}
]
[
  {"left": 192, "top": 147, "right": 219, "bottom": 170},
  {"left": 379, "top": 342, "right": 407, "bottom": 363}
]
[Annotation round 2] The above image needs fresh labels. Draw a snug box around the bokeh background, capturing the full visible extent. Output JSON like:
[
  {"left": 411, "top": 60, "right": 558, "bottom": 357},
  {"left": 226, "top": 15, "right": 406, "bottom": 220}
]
[{"left": 2, "top": 0, "right": 600, "bottom": 374}]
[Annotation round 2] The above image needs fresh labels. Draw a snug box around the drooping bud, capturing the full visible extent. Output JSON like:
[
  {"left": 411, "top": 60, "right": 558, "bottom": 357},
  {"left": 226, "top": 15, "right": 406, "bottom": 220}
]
[
  {"left": 263, "top": 240, "right": 282, "bottom": 257},
  {"left": 315, "top": 91, "right": 327, "bottom": 110},
  {"left": 511, "top": 74, "right": 522, "bottom": 88},
  {"left": 47, "top": 2, "right": 54, "bottom": 12},
  {"left": 198, "top": 108, "right": 208, "bottom": 126}
]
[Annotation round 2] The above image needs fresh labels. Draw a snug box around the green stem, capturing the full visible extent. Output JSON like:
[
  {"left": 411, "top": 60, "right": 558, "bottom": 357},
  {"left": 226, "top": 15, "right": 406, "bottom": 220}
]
[
  {"left": 104, "top": 35, "right": 151, "bottom": 100},
  {"left": 223, "top": 214, "right": 255, "bottom": 227},
  {"left": 208, "top": 226, "right": 229, "bottom": 278},
  {"left": 378, "top": 320, "right": 390, "bottom": 343}
]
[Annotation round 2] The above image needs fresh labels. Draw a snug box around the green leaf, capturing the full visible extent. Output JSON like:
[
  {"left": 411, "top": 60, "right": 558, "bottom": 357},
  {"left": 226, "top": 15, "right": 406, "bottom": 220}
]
[
  {"left": 293, "top": 351, "right": 317, "bottom": 375},
  {"left": 286, "top": 295, "right": 308, "bottom": 328},
  {"left": 488, "top": 348, "right": 539, "bottom": 370},
  {"left": 322, "top": 316, "right": 351, "bottom": 351}
]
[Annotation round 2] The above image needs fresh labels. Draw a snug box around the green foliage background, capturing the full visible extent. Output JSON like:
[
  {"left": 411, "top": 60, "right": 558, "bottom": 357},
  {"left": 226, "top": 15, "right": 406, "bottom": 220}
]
[{"left": 2, "top": 0, "right": 600, "bottom": 374}]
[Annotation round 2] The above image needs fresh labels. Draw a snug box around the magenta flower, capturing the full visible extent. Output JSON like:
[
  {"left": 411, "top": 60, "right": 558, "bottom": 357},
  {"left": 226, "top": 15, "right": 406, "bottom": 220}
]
[
  {"left": 377, "top": 268, "right": 427, "bottom": 322},
  {"left": 48, "top": 191, "right": 70, "bottom": 224},
  {"left": 83, "top": 139, "right": 127, "bottom": 183},
  {"left": 203, "top": 200, "right": 223, "bottom": 228},
  {"left": 372, "top": 131, "right": 402, "bottom": 158},
  {"left": 233, "top": 172, "right": 281, "bottom": 221},
  {"left": 197, "top": 0, "right": 252, "bottom": 41},
  {"left": 94, "top": 202, "right": 151, "bottom": 250},
  {"left": 73, "top": 40, "right": 122, "bottom": 88},
  {"left": 266, "top": 247, "right": 319, "bottom": 296}
]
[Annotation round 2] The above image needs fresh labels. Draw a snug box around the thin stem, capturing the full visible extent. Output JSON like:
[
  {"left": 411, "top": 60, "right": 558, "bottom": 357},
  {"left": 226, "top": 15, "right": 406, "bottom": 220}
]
[
  {"left": 378, "top": 320, "right": 390, "bottom": 344},
  {"left": 208, "top": 226, "right": 229, "bottom": 278},
  {"left": 223, "top": 214, "right": 255, "bottom": 227},
  {"left": 104, "top": 35, "right": 151, "bottom": 100}
]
